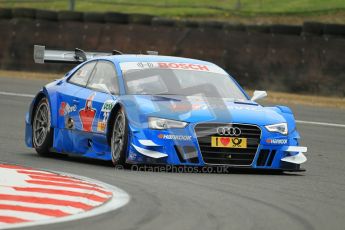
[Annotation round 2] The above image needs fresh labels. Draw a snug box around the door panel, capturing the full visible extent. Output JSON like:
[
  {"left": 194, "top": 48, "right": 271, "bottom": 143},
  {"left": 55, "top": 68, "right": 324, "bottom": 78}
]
[
  {"left": 56, "top": 61, "right": 96, "bottom": 154},
  {"left": 57, "top": 83, "right": 81, "bottom": 131},
  {"left": 72, "top": 89, "right": 116, "bottom": 134},
  {"left": 54, "top": 82, "right": 83, "bottom": 154},
  {"left": 70, "top": 88, "right": 116, "bottom": 156},
  {"left": 57, "top": 60, "right": 119, "bottom": 157},
  {"left": 74, "top": 88, "right": 98, "bottom": 133}
]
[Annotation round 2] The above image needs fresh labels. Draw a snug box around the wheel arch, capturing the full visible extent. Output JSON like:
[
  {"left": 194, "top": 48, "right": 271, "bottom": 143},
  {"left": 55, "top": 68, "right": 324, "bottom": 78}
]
[
  {"left": 30, "top": 87, "right": 60, "bottom": 128},
  {"left": 106, "top": 103, "right": 125, "bottom": 145},
  {"left": 30, "top": 91, "right": 48, "bottom": 124}
]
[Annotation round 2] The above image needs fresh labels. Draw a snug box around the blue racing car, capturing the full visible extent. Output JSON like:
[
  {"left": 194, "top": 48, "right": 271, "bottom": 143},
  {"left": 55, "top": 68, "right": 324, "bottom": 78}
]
[{"left": 25, "top": 45, "right": 307, "bottom": 171}]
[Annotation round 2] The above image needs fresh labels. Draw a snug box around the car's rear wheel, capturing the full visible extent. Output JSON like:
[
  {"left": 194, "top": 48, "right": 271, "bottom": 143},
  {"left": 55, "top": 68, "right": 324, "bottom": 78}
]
[
  {"left": 111, "top": 110, "right": 128, "bottom": 166},
  {"left": 32, "top": 97, "right": 53, "bottom": 156}
]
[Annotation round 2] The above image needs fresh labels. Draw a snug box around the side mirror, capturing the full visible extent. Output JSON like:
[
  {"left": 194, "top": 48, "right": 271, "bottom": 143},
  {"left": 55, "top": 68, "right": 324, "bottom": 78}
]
[{"left": 251, "top": 90, "right": 267, "bottom": 101}]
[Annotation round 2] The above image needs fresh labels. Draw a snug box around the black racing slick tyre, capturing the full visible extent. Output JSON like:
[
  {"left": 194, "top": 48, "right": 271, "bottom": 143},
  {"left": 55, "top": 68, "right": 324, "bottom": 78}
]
[
  {"left": 32, "top": 97, "right": 53, "bottom": 156},
  {"left": 111, "top": 110, "right": 129, "bottom": 166}
]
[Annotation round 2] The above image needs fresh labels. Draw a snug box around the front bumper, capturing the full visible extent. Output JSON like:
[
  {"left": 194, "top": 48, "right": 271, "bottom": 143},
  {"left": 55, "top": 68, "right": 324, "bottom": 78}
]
[
  {"left": 127, "top": 123, "right": 307, "bottom": 171},
  {"left": 281, "top": 146, "right": 307, "bottom": 164},
  {"left": 25, "top": 112, "right": 33, "bottom": 148}
]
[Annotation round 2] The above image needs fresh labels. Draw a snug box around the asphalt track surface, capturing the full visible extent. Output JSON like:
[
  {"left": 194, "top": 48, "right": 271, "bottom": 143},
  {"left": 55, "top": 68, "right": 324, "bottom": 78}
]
[{"left": 0, "top": 77, "right": 345, "bottom": 230}]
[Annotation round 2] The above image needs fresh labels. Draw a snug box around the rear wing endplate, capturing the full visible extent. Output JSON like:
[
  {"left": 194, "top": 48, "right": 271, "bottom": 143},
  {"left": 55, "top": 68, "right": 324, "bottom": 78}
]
[{"left": 33, "top": 45, "right": 121, "bottom": 64}]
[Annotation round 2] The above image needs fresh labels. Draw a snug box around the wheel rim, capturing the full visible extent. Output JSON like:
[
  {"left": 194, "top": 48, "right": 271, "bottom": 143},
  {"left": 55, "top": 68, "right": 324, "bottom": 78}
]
[
  {"left": 33, "top": 101, "right": 50, "bottom": 148},
  {"left": 111, "top": 113, "right": 125, "bottom": 162}
]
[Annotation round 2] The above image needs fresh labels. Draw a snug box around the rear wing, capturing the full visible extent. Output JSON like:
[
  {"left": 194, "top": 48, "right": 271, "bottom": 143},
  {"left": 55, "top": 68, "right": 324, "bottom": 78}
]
[{"left": 33, "top": 45, "right": 122, "bottom": 64}]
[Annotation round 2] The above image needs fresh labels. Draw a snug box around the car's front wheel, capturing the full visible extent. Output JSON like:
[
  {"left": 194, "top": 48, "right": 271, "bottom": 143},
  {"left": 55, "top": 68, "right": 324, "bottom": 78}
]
[
  {"left": 32, "top": 97, "right": 53, "bottom": 156},
  {"left": 111, "top": 110, "right": 129, "bottom": 166}
]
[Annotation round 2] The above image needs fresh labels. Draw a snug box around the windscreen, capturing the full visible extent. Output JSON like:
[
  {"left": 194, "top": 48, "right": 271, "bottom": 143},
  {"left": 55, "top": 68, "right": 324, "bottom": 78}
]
[{"left": 120, "top": 62, "right": 247, "bottom": 100}]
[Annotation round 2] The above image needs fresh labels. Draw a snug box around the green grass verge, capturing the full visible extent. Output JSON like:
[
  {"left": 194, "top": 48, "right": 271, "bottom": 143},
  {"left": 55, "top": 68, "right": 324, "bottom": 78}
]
[{"left": 0, "top": 0, "right": 345, "bottom": 24}]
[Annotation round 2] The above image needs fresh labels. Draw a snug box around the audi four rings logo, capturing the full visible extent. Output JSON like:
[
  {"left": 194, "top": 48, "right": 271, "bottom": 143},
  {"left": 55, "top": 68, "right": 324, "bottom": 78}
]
[{"left": 217, "top": 127, "right": 241, "bottom": 136}]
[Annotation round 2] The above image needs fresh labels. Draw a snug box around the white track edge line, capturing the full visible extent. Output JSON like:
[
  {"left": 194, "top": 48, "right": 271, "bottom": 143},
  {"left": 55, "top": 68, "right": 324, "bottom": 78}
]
[
  {"left": 0, "top": 170, "right": 130, "bottom": 230},
  {"left": 296, "top": 120, "right": 345, "bottom": 128},
  {"left": 0, "top": 91, "right": 35, "bottom": 98}
]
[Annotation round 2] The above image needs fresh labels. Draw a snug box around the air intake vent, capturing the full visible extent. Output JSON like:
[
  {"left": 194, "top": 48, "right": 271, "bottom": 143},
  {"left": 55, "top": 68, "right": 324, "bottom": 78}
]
[
  {"left": 257, "top": 149, "right": 270, "bottom": 166},
  {"left": 174, "top": 146, "right": 199, "bottom": 164},
  {"left": 256, "top": 149, "right": 277, "bottom": 167},
  {"left": 266, "top": 150, "right": 276, "bottom": 166}
]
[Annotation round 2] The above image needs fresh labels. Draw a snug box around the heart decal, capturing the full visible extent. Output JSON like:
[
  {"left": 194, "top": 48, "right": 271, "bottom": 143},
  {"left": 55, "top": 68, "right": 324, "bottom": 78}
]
[{"left": 220, "top": 137, "right": 230, "bottom": 146}]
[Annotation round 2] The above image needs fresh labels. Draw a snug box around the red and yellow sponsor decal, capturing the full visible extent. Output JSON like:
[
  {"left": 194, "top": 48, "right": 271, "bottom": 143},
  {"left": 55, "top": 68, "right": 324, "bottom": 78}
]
[
  {"left": 79, "top": 93, "right": 96, "bottom": 132},
  {"left": 97, "top": 122, "right": 106, "bottom": 132},
  {"left": 211, "top": 137, "right": 247, "bottom": 148}
]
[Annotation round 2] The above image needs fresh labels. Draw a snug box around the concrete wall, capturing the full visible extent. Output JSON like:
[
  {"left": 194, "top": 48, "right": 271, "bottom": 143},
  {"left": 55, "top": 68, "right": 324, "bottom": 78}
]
[{"left": 0, "top": 8, "right": 344, "bottom": 96}]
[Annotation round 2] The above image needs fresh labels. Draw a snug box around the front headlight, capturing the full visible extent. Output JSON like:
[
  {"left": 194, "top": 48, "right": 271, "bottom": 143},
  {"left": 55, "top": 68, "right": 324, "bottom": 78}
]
[
  {"left": 265, "top": 123, "right": 288, "bottom": 135},
  {"left": 148, "top": 117, "right": 188, "bottom": 130}
]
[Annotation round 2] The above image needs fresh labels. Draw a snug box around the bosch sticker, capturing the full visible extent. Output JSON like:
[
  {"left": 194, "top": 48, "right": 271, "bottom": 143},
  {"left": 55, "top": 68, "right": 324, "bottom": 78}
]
[
  {"left": 158, "top": 62, "right": 209, "bottom": 71},
  {"left": 120, "top": 62, "right": 226, "bottom": 75}
]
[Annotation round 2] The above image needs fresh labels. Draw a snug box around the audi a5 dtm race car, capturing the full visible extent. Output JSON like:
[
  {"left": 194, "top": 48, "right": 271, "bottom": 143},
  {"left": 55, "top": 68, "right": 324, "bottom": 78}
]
[{"left": 25, "top": 45, "right": 307, "bottom": 171}]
